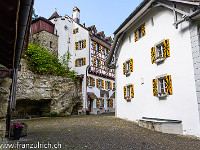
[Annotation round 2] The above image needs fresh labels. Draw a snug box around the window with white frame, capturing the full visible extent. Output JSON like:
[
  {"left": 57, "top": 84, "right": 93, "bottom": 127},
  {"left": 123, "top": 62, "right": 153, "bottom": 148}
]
[
  {"left": 78, "top": 59, "right": 83, "bottom": 67},
  {"left": 99, "top": 79, "right": 102, "bottom": 88},
  {"left": 107, "top": 81, "right": 110, "bottom": 90},
  {"left": 126, "top": 85, "right": 131, "bottom": 98},
  {"left": 89, "top": 77, "right": 93, "bottom": 86},
  {"left": 156, "top": 42, "right": 165, "bottom": 59},
  {"left": 157, "top": 77, "right": 167, "bottom": 95},
  {"left": 78, "top": 41, "right": 83, "bottom": 50},
  {"left": 96, "top": 59, "right": 99, "bottom": 68},
  {"left": 125, "top": 60, "right": 130, "bottom": 74}
]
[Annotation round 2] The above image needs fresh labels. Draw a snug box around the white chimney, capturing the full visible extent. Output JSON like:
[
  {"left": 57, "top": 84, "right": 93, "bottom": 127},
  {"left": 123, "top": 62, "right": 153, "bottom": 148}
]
[{"left": 72, "top": 6, "right": 80, "bottom": 24}]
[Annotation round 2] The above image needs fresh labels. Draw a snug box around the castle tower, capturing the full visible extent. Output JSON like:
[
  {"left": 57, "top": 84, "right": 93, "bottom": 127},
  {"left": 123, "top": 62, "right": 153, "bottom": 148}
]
[{"left": 72, "top": 6, "right": 80, "bottom": 24}]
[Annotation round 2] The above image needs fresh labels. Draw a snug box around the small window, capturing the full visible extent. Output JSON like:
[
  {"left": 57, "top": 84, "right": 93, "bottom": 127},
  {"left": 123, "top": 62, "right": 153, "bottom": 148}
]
[
  {"left": 107, "top": 82, "right": 110, "bottom": 90},
  {"left": 138, "top": 27, "right": 142, "bottom": 39},
  {"left": 64, "top": 25, "right": 68, "bottom": 30},
  {"left": 156, "top": 43, "right": 165, "bottom": 59},
  {"left": 105, "top": 48, "right": 107, "bottom": 55},
  {"left": 89, "top": 77, "right": 93, "bottom": 86},
  {"left": 96, "top": 43, "right": 99, "bottom": 52},
  {"left": 96, "top": 59, "right": 99, "bottom": 68},
  {"left": 125, "top": 60, "right": 130, "bottom": 74},
  {"left": 78, "top": 59, "right": 83, "bottom": 67},
  {"left": 99, "top": 79, "right": 102, "bottom": 88},
  {"left": 126, "top": 85, "right": 131, "bottom": 98},
  {"left": 78, "top": 41, "right": 83, "bottom": 50},
  {"left": 158, "top": 77, "right": 167, "bottom": 95},
  {"left": 50, "top": 41, "right": 52, "bottom": 48}
]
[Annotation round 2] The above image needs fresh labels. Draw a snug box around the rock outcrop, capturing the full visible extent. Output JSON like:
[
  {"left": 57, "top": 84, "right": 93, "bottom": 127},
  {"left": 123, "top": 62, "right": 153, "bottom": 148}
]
[{"left": 15, "top": 59, "right": 83, "bottom": 118}]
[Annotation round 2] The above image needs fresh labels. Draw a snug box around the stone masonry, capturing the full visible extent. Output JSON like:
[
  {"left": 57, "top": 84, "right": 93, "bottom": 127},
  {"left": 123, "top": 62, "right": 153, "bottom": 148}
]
[
  {"left": 0, "top": 77, "right": 11, "bottom": 142},
  {"left": 30, "top": 30, "right": 58, "bottom": 55}
]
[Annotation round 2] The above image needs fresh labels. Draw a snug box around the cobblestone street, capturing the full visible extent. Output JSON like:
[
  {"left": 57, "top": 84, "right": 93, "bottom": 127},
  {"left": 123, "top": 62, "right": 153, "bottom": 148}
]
[{"left": 9, "top": 114, "right": 200, "bottom": 150}]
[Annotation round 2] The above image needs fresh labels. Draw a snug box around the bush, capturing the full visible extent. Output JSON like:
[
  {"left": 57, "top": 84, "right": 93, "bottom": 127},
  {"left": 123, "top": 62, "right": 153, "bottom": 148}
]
[{"left": 24, "top": 44, "right": 77, "bottom": 81}]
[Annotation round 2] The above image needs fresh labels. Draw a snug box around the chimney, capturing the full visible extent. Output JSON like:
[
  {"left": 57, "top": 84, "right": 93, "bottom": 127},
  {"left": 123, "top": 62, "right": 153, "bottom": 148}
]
[{"left": 72, "top": 6, "right": 80, "bottom": 24}]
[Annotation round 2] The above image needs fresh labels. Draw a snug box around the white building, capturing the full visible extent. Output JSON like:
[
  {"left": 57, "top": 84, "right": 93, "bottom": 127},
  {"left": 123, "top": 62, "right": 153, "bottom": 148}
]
[
  {"left": 32, "top": 7, "right": 115, "bottom": 114},
  {"left": 106, "top": 0, "right": 200, "bottom": 137}
]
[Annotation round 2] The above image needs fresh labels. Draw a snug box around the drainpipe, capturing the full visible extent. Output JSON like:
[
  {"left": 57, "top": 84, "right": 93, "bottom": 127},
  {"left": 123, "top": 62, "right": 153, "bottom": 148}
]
[{"left": 85, "top": 36, "right": 91, "bottom": 113}]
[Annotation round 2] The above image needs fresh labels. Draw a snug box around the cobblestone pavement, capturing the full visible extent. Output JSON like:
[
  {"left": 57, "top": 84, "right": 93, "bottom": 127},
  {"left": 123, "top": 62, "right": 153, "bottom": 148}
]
[{"left": 9, "top": 114, "right": 200, "bottom": 150}]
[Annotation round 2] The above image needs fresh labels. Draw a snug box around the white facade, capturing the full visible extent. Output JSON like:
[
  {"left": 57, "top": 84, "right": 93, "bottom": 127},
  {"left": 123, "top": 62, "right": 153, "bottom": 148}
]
[
  {"left": 109, "top": 1, "right": 200, "bottom": 137},
  {"left": 50, "top": 9, "right": 115, "bottom": 114}
]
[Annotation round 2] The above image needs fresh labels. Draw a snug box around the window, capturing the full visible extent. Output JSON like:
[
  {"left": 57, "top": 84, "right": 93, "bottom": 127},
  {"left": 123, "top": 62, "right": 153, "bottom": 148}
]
[
  {"left": 135, "top": 23, "right": 145, "bottom": 42},
  {"left": 73, "top": 28, "right": 79, "bottom": 34},
  {"left": 124, "top": 84, "right": 134, "bottom": 101},
  {"left": 87, "top": 76, "right": 95, "bottom": 87},
  {"left": 78, "top": 59, "right": 83, "bottom": 67},
  {"left": 96, "top": 59, "right": 99, "bottom": 68},
  {"left": 96, "top": 98, "right": 104, "bottom": 108},
  {"left": 105, "top": 49, "right": 108, "bottom": 55},
  {"left": 153, "top": 75, "right": 173, "bottom": 97},
  {"left": 75, "top": 58, "right": 86, "bottom": 67},
  {"left": 96, "top": 43, "right": 99, "bottom": 52},
  {"left": 50, "top": 41, "right": 52, "bottom": 48},
  {"left": 75, "top": 39, "right": 86, "bottom": 50},
  {"left": 96, "top": 79, "right": 104, "bottom": 89},
  {"left": 151, "top": 39, "right": 170, "bottom": 64},
  {"left": 78, "top": 41, "right": 83, "bottom": 49},
  {"left": 123, "top": 59, "right": 133, "bottom": 75},
  {"left": 64, "top": 25, "right": 68, "bottom": 30}
]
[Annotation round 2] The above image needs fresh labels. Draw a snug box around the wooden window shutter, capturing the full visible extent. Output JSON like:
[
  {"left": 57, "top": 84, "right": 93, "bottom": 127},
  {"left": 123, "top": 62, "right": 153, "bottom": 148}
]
[
  {"left": 93, "top": 42, "right": 96, "bottom": 50},
  {"left": 75, "top": 59, "right": 78, "bottom": 67},
  {"left": 107, "top": 99, "right": 109, "bottom": 107},
  {"left": 96, "top": 79, "right": 98, "bottom": 88},
  {"left": 83, "top": 39, "right": 86, "bottom": 48},
  {"left": 163, "top": 39, "right": 170, "bottom": 58},
  {"left": 123, "top": 62, "right": 126, "bottom": 75},
  {"left": 86, "top": 76, "right": 89, "bottom": 86},
  {"left": 124, "top": 86, "right": 126, "bottom": 99},
  {"left": 131, "top": 84, "right": 134, "bottom": 98},
  {"left": 110, "top": 99, "right": 113, "bottom": 108},
  {"left": 142, "top": 23, "right": 146, "bottom": 36},
  {"left": 109, "top": 82, "right": 112, "bottom": 90},
  {"left": 99, "top": 44, "right": 101, "bottom": 53},
  {"left": 113, "top": 83, "right": 115, "bottom": 91},
  {"left": 73, "top": 29, "right": 75, "bottom": 34},
  {"left": 152, "top": 79, "right": 158, "bottom": 96},
  {"left": 134, "top": 30, "right": 138, "bottom": 42},
  {"left": 75, "top": 42, "right": 78, "bottom": 50},
  {"left": 102, "top": 80, "right": 104, "bottom": 89},
  {"left": 99, "top": 60, "right": 101, "bottom": 69},
  {"left": 96, "top": 98, "right": 99, "bottom": 108},
  {"left": 130, "top": 59, "right": 133, "bottom": 72},
  {"left": 105, "top": 81, "right": 107, "bottom": 89},
  {"left": 101, "top": 98, "right": 104, "bottom": 107},
  {"left": 94, "top": 58, "right": 96, "bottom": 67},
  {"left": 151, "top": 47, "right": 156, "bottom": 64},
  {"left": 83, "top": 57, "right": 86, "bottom": 66},
  {"left": 93, "top": 78, "right": 95, "bottom": 87},
  {"left": 165, "top": 75, "right": 173, "bottom": 95}
]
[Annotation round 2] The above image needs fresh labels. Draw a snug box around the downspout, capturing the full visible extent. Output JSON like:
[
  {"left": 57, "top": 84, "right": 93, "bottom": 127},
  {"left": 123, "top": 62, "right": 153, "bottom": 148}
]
[{"left": 85, "top": 35, "right": 91, "bottom": 113}]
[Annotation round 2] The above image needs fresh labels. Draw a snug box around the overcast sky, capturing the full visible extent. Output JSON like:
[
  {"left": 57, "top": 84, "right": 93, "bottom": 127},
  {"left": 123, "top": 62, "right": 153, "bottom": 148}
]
[{"left": 34, "top": 0, "right": 143, "bottom": 38}]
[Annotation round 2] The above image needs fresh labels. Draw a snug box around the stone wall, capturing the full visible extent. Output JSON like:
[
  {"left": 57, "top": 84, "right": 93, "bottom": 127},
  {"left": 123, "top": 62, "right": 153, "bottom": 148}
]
[
  {"left": 16, "top": 59, "right": 83, "bottom": 118},
  {"left": 30, "top": 30, "right": 58, "bottom": 55},
  {"left": 0, "top": 77, "right": 11, "bottom": 141}
]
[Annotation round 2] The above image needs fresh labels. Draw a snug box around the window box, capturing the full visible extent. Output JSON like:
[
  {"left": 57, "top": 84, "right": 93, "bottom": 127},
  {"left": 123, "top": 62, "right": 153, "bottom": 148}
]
[{"left": 155, "top": 92, "right": 168, "bottom": 98}]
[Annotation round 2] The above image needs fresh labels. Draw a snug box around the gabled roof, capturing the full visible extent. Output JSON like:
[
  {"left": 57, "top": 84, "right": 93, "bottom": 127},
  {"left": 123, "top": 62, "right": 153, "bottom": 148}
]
[
  {"left": 107, "top": 0, "right": 200, "bottom": 67},
  {"left": 49, "top": 11, "right": 60, "bottom": 20},
  {"left": 32, "top": 17, "right": 55, "bottom": 26}
]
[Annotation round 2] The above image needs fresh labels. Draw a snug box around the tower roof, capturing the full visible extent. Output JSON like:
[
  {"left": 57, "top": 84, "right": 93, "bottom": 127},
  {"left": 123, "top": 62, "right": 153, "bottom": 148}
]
[
  {"left": 73, "top": 6, "right": 80, "bottom": 12},
  {"left": 49, "top": 11, "right": 60, "bottom": 20}
]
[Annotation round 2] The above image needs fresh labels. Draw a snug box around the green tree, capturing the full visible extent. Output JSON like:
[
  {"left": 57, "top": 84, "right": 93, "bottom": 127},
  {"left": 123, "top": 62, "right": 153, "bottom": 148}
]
[{"left": 32, "top": 8, "right": 39, "bottom": 21}]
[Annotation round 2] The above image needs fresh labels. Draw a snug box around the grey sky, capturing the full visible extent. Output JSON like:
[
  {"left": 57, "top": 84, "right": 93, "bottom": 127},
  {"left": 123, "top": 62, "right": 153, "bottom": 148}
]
[{"left": 34, "top": 0, "right": 143, "bottom": 37}]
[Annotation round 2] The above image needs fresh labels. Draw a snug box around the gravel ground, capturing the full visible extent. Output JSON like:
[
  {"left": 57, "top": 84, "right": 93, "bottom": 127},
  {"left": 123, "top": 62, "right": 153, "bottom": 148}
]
[{"left": 8, "top": 114, "right": 200, "bottom": 150}]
